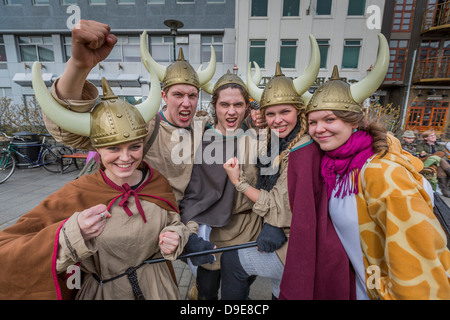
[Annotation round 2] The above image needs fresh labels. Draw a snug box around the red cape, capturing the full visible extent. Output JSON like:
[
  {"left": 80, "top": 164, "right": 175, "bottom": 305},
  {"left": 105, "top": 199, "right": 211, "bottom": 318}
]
[
  {"left": 0, "top": 163, "right": 177, "bottom": 300},
  {"left": 279, "top": 141, "right": 356, "bottom": 300}
]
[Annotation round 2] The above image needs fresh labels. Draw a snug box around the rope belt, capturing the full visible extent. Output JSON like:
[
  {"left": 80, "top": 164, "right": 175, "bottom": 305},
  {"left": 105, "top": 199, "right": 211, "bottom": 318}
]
[{"left": 92, "top": 264, "right": 145, "bottom": 300}]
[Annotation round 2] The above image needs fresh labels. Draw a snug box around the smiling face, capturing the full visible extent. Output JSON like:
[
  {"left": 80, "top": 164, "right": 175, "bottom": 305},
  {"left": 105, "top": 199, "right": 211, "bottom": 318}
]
[
  {"left": 214, "top": 87, "right": 248, "bottom": 135},
  {"left": 264, "top": 104, "right": 299, "bottom": 139},
  {"left": 307, "top": 110, "right": 357, "bottom": 151},
  {"left": 162, "top": 84, "right": 199, "bottom": 128},
  {"left": 97, "top": 139, "right": 144, "bottom": 186}
]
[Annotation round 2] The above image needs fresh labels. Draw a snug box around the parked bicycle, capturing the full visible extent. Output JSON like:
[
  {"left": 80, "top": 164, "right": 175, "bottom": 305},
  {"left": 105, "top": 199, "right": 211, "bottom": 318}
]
[{"left": 0, "top": 132, "right": 74, "bottom": 184}]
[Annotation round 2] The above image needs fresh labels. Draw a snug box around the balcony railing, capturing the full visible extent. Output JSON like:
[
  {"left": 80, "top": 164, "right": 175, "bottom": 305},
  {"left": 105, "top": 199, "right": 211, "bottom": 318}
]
[
  {"left": 414, "top": 56, "right": 450, "bottom": 83},
  {"left": 422, "top": 1, "right": 450, "bottom": 33}
]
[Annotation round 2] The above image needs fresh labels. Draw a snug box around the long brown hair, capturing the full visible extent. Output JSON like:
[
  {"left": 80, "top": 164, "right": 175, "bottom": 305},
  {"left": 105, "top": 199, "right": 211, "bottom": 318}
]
[
  {"left": 333, "top": 110, "right": 389, "bottom": 157},
  {"left": 210, "top": 83, "right": 250, "bottom": 124}
]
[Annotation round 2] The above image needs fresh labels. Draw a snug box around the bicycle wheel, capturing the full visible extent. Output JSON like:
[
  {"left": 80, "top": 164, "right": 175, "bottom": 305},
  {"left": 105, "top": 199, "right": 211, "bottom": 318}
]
[
  {"left": 42, "top": 146, "right": 74, "bottom": 173},
  {"left": 0, "top": 150, "right": 16, "bottom": 184}
]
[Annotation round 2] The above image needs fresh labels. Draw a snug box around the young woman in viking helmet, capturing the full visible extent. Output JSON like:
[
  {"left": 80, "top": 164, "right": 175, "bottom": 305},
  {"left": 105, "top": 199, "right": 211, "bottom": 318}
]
[
  {"left": 0, "top": 63, "right": 189, "bottom": 300},
  {"left": 221, "top": 35, "right": 353, "bottom": 300},
  {"left": 304, "top": 34, "right": 450, "bottom": 300}
]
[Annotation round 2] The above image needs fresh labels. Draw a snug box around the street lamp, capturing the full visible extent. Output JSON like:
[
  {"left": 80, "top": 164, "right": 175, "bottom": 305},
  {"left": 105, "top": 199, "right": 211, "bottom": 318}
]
[{"left": 164, "top": 19, "right": 184, "bottom": 62}]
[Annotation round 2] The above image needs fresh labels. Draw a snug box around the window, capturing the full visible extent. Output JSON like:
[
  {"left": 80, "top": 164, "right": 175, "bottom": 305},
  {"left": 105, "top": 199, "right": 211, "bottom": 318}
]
[
  {"left": 316, "top": 0, "right": 332, "bottom": 15},
  {"left": 318, "top": 39, "right": 330, "bottom": 69},
  {"left": 386, "top": 40, "right": 408, "bottom": 81},
  {"left": 118, "top": 0, "right": 135, "bottom": 3},
  {"left": 280, "top": 40, "right": 297, "bottom": 69},
  {"left": 283, "top": 0, "right": 300, "bottom": 16},
  {"left": 33, "top": 0, "right": 50, "bottom": 4},
  {"left": 0, "top": 36, "right": 6, "bottom": 63},
  {"left": 202, "top": 36, "right": 223, "bottom": 63},
  {"left": 5, "top": 0, "right": 22, "bottom": 4},
  {"left": 148, "top": 0, "right": 164, "bottom": 3},
  {"left": 61, "top": 0, "right": 77, "bottom": 4},
  {"left": 207, "top": 0, "right": 225, "bottom": 3},
  {"left": 18, "top": 36, "right": 54, "bottom": 62},
  {"left": 105, "top": 35, "right": 140, "bottom": 62},
  {"left": 250, "top": 40, "right": 266, "bottom": 69},
  {"left": 63, "top": 36, "right": 71, "bottom": 62},
  {"left": 347, "top": 0, "right": 366, "bottom": 16},
  {"left": 407, "top": 100, "right": 448, "bottom": 130},
  {"left": 150, "top": 36, "right": 189, "bottom": 62},
  {"left": 251, "top": 0, "right": 268, "bottom": 17},
  {"left": 392, "top": 0, "right": 415, "bottom": 32},
  {"left": 177, "top": 0, "right": 195, "bottom": 3},
  {"left": 90, "top": 0, "right": 106, "bottom": 4},
  {"left": 342, "top": 40, "right": 361, "bottom": 69}
]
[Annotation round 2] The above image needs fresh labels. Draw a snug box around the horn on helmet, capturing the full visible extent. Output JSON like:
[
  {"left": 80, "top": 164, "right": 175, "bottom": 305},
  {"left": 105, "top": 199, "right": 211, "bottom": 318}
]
[
  {"left": 135, "top": 62, "right": 162, "bottom": 123},
  {"left": 31, "top": 62, "right": 91, "bottom": 136},
  {"left": 350, "top": 33, "right": 389, "bottom": 104},
  {"left": 246, "top": 61, "right": 263, "bottom": 102},
  {"left": 196, "top": 46, "right": 217, "bottom": 87},
  {"left": 140, "top": 30, "right": 167, "bottom": 82},
  {"left": 292, "top": 35, "right": 320, "bottom": 97}
]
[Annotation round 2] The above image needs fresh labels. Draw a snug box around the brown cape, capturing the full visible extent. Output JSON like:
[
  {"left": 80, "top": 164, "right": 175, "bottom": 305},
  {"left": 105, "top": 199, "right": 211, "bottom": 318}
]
[{"left": 0, "top": 163, "right": 177, "bottom": 300}]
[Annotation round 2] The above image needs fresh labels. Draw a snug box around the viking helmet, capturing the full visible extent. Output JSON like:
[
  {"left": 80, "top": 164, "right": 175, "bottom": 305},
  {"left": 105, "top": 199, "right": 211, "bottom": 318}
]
[
  {"left": 201, "top": 65, "right": 262, "bottom": 95},
  {"left": 305, "top": 34, "right": 389, "bottom": 115},
  {"left": 247, "top": 35, "right": 320, "bottom": 110},
  {"left": 140, "top": 30, "right": 216, "bottom": 90},
  {"left": 31, "top": 62, "right": 162, "bottom": 148}
]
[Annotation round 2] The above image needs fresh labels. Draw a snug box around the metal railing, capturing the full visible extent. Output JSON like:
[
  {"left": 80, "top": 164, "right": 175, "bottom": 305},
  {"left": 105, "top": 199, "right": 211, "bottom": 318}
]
[
  {"left": 422, "top": 1, "right": 450, "bottom": 33},
  {"left": 414, "top": 56, "right": 450, "bottom": 82}
]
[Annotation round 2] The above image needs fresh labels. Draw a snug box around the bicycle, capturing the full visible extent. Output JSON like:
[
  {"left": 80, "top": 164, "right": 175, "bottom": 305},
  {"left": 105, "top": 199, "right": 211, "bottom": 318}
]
[{"left": 0, "top": 132, "right": 74, "bottom": 184}]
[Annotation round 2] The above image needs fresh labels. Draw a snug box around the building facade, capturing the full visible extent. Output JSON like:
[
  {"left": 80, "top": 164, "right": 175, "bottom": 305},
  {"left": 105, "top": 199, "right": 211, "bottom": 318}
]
[{"left": 0, "top": 0, "right": 237, "bottom": 109}]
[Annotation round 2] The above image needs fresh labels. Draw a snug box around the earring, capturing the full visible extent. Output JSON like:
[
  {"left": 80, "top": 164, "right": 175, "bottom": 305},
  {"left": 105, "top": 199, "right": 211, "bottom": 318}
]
[{"left": 353, "top": 128, "right": 358, "bottom": 133}]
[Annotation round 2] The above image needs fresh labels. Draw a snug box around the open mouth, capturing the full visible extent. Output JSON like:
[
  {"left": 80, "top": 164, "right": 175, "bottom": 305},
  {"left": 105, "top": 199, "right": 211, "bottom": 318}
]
[
  {"left": 226, "top": 118, "right": 238, "bottom": 127},
  {"left": 179, "top": 111, "right": 191, "bottom": 122},
  {"left": 115, "top": 163, "right": 133, "bottom": 169}
]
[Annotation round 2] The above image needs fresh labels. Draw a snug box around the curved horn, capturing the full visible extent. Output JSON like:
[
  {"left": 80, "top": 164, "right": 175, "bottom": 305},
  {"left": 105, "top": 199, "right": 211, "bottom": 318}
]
[
  {"left": 350, "top": 33, "right": 389, "bottom": 104},
  {"left": 135, "top": 63, "right": 162, "bottom": 123},
  {"left": 252, "top": 61, "right": 262, "bottom": 86},
  {"left": 246, "top": 62, "right": 263, "bottom": 102},
  {"left": 197, "top": 45, "right": 216, "bottom": 86},
  {"left": 201, "top": 81, "right": 215, "bottom": 95},
  {"left": 301, "top": 91, "right": 314, "bottom": 106},
  {"left": 140, "top": 30, "right": 167, "bottom": 82},
  {"left": 31, "top": 62, "right": 90, "bottom": 136},
  {"left": 293, "top": 35, "right": 320, "bottom": 96}
]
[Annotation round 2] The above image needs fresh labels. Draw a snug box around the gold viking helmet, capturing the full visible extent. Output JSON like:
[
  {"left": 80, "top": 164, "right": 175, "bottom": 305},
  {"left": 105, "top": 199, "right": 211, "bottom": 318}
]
[
  {"left": 201, "top": 64, "right": 262, "bottom": 95},
  {"left": 305, "top": 33, "right": 389, "bottom": 115},
  {"left": 247, "top": 35, "right": 321, "bottom": 110},
  {"left": 31, "top": 61, "right": 162, "bottom": 148},
  {"left": 140, "top": 30, "right": 216, "bottom": 90}
]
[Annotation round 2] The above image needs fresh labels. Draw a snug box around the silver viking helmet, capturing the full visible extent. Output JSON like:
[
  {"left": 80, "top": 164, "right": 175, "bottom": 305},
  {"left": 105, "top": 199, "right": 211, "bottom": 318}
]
[
  {"left": 305, "top": 33, "right": 389, "bottom": 115},
  {"left": 31, "top": 61, "right": 162, "bottom": 148},
  {"left": 247, "top": 35, "right": 321, "bottom": 108},
  {"left": 140, "top": 30, "right": 216, "bottom": 90}
]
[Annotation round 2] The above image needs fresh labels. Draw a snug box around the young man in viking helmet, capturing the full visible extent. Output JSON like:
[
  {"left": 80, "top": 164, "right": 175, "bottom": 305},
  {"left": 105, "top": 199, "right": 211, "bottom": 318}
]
[
  {"left": 43, "top": 20, "right": 216, "bottom": 206},
  {"left": 0, "top": 63, "right": 189, "bottom": 300}
]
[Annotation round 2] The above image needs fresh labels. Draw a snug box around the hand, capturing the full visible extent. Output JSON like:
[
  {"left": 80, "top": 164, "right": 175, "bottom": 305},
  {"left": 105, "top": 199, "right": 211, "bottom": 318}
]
[
  {"left": 77, "top": 204, "right": 111, "bottom": 241},
  {"left": 251, "top": 109, "right": 266, "bottom": 129},
  {"left": 184, "top": 234, "right": 216, "bottom": 266},
  {"left": 256, "top": 224, "right": 287, "bottom": 253},
  {"left": 223, "top": 157, "right": 240, "bottom": 185},
  {"left": 159, "top": 231, "right": 180, "bottom": 255},
  {"left": 70, "top": 20, "right": 117, "bottom": 71}
]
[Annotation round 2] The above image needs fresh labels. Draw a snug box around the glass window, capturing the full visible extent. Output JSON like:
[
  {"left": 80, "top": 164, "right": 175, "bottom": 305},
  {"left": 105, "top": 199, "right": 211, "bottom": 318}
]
[
  {"left": 33, "top": 0, "right": 50, "bottom": 4},
  {"left": 283, "top": 0, "right": 300, "bottom": 16},
  {"left": 61, "top": 0, "right": 77, "bottom": 4},
  {"left": 202, "top": 36, "right": 223, "bottom": 63},
  {"left": 63, "top": 36, "right": 71, "bottom": 61},
  {"left": 148, "top": 0, "right": 164, "bottom": 3},
  {"left": 347, "top": 0, "right": 366, "bottom": 16},
  {"left": 90, "top": 0, "right": 106, "bottom": 3},
  {"left": 18, "top": 36, "right": 54, "bottom": 62},
  {"left": 280, "top": 40, "right": 297, "bottom": 69},
  {"left": 150, "top": 36, "right": 189, "bottom": 62},
  {"left": 386, "top": 39, "right": 408, "bottom": 81},
  {"left": 0, "top": 36, "right": 6, "bottom": 63},
  {"left": 342, "top": 40, "right": 361, "bottom": 69},
  {"left": 118, "top": 0, "right": 135, "bottom": 3},
  {"left": 392, "top": 0, "right": 415, "bottom": 32},
  {"left": 251, "top": 0, "right": 268, "bottom": 17},
  {"left": 316, "top": 0, "right": 332, "bottom": 15},
  {"left": 207, "top": 0, "right": 225, "bottom": 3},
  {"left": 318, "top": 39, "right": 330, "bottom": 69},
  {"left": 5, "top": 0, "right": 22, "bottom": 4},
  {"left": 250, "top": 40, "right": 266, "bottom": 69},
  {"left": 177, "top": 0, "right": 195, "bottom": 3},
  {"left": 104, "top": 35, "right": 140, "bottom": 62}
]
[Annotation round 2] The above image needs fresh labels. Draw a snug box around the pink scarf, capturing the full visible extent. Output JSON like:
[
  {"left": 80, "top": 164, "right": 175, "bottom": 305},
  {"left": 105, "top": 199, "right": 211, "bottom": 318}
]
[{"left": 321, "top": 130, "right": 374, "bottom": 199}]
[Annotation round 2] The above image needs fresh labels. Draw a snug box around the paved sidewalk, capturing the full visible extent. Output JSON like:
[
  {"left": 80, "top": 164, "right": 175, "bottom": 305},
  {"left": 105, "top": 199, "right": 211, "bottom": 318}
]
[{"left": 0, "top": 166, "right": 272, "bottom": 300}]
